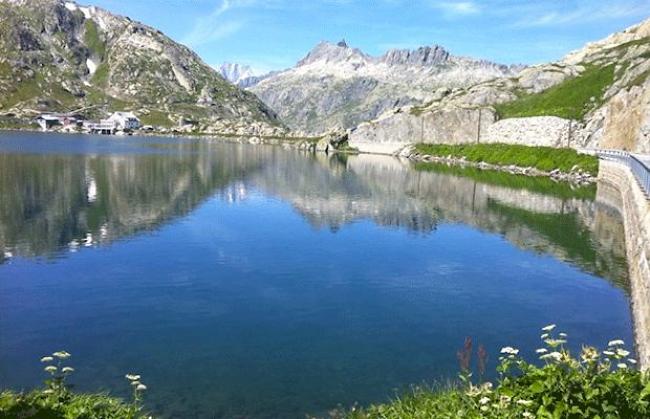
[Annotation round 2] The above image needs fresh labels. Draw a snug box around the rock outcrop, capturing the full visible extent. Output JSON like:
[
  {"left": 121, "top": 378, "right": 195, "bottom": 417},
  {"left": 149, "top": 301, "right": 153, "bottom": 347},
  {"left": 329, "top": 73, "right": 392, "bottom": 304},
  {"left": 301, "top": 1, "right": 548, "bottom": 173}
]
[
  {"left": 482, "top": 116, "right": 583, "bottom": 148},
  {"left": 350, "top": 106, "right": 495, "bottom": 154}
]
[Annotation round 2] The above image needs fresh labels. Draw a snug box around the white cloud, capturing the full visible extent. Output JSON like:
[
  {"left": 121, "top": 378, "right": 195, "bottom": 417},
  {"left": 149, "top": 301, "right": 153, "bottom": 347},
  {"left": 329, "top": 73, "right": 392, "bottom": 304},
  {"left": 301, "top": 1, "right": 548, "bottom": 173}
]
[
  {"left": 431, "top": 1, "right": 480, "bottom": 16},
  {"left": 182, "top": 0, "right": 243, "bottom": 47},
  {"left": 509, "top": 0, "right": 650, "bottom": 28}
]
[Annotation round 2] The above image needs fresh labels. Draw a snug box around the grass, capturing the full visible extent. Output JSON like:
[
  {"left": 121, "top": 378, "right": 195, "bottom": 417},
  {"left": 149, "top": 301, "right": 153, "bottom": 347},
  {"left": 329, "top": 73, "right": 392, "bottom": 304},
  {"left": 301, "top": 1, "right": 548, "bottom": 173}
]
[
  {"left": 140, "top": 110, "right": 173, "bottom": 127},
  {"left": 495, "top": 64, "right": 616, "bottom": 120},
  {"left": 91, "top": 62, "right": 110, "bottom": 87},
  {"left": 2, "top": 73, "right": 44, "bottom": 109},
  {"left": 84, "top": 20, "right": 106, "bottom": 59},
  {"left": 0, "top": 350, "right": 149, "bottom": 419},
  {"left": 346, "top": 326, "right": 647, "bottom": 419},
  {"left": 414, "top": 143, "right": 599, "bottom": 175},
  {"left": 0, "top": 391, "right": 146, "bottom": 419},
  {"left": 414, "top": 162, "right": 596, "bottom": 200}
]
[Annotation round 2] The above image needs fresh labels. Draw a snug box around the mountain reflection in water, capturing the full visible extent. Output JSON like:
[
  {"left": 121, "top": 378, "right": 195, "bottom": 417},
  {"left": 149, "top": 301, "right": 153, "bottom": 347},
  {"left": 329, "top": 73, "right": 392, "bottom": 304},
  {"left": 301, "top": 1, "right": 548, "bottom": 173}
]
[{"left": 0, "top": 138, "right": 628, "bottom": 290}]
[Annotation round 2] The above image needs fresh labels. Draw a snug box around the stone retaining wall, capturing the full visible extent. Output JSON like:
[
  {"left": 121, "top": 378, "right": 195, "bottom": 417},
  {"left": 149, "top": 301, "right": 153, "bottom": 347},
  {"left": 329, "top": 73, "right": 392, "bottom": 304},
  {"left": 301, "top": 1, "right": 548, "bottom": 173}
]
[{"left": 598, "top": 161, "right": 650, "bottom": 367}]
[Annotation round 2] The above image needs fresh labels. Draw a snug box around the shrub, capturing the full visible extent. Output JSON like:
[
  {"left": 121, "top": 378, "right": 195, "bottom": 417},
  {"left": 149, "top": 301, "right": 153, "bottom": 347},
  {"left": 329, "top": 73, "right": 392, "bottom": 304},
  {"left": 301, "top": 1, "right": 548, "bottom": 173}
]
[{"left": 347, "top": 325, "right": 648, "bottom": 419}]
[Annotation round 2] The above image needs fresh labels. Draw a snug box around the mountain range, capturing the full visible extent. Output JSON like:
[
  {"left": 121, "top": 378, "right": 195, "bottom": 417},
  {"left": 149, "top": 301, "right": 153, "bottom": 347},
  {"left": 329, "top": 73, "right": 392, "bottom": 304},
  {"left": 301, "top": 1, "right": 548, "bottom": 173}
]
[
  {"left": 1, "top": 0, "right": 649, "bottom": 154},
  {"left": 347, "top": 17, "right": 650, "bottom": 154},
  {"left": 0, "top": 0, "right": 283, "bottom": 136},
  {"left": 237, "top": 39, "right": 523, "bottom": 134}
]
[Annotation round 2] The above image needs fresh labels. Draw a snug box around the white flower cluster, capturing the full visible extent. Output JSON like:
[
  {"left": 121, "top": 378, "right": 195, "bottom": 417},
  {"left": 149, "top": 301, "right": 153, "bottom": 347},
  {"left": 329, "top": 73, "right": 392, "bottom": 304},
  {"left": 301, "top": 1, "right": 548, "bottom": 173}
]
[{"left": 125, "top": 374, "right": 147, "bottom": 399}]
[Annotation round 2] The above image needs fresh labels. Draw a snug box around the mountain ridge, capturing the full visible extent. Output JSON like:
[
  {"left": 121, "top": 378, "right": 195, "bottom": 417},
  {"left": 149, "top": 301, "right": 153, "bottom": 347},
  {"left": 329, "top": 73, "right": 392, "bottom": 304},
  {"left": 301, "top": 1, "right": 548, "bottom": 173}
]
[{"left": 244, "top": 40, "right": 522, "bottom": 134}]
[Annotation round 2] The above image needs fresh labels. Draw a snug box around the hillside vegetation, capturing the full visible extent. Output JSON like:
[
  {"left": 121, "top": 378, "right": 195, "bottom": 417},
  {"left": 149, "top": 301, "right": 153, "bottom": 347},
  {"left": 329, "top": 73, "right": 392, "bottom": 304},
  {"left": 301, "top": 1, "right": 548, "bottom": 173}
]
[
  {"left": 414, "top": 143, "right": 599, "bottom": 175},
  {"left": 495, "top": 64, "right": 616, "bottom": 120},
  {"left": 347, "top": 326, "right": 647, "bottom": 419}
]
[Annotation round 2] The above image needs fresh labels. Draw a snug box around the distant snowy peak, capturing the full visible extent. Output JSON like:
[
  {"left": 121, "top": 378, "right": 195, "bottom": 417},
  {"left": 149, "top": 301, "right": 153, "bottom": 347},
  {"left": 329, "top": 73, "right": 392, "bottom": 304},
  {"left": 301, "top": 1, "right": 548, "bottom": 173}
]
[{"left": 218, "top": 63, "right": 256, "bottom": 85}]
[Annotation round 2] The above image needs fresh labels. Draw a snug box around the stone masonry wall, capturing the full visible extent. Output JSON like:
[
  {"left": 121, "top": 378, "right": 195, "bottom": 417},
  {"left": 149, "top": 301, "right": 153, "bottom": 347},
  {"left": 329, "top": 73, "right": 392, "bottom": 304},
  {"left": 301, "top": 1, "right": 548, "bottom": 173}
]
[{"left": 598, "top": 161, "right": 650, "bottom": 368}]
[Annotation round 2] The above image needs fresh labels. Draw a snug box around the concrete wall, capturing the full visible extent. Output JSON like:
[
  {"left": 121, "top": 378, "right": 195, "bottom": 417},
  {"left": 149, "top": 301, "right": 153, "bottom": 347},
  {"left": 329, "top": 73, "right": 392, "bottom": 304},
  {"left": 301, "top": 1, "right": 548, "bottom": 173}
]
[{"left": 598, "top": 161, "right": 650, "bottom": 368}]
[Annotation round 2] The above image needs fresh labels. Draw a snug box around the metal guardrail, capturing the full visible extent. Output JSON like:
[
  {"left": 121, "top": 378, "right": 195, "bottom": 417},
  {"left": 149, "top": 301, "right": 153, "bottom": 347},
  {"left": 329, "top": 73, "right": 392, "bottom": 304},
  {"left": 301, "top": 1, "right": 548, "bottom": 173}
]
[{"left": 598, "top": 149, "right": 650, "bottom": 198}]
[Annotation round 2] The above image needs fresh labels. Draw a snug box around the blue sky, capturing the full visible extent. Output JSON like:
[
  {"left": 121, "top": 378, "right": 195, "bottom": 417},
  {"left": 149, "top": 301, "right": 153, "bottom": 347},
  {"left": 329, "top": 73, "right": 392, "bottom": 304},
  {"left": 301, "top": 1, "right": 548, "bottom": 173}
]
[{"left": 91, "top": 0, "right": 650, "bottom": 73}]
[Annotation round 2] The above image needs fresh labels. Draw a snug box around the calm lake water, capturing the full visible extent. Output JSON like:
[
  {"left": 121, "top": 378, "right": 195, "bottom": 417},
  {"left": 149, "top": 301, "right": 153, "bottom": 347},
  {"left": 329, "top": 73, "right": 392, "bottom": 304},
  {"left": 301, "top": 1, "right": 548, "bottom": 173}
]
[{"left": 0, "top": 132, "right": 634, "bottom": 418}]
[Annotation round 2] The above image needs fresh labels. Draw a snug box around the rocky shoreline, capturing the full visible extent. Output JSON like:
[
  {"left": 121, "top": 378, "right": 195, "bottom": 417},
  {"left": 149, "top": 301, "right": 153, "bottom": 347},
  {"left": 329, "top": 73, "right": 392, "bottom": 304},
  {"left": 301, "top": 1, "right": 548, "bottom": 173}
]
[
  {"left": 0, "top": 127, "right": 597, "bottom": 184},
  {"left": 402, "top": 147, "right": 597, "bottom": 185}
]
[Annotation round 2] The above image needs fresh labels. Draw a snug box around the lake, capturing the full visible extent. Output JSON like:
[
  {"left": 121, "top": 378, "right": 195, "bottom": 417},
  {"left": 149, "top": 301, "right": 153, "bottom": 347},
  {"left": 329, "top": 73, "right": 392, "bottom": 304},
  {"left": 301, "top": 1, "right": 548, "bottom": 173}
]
[{"left": 0, "top": 132, "right": 633, "bottom": 418}]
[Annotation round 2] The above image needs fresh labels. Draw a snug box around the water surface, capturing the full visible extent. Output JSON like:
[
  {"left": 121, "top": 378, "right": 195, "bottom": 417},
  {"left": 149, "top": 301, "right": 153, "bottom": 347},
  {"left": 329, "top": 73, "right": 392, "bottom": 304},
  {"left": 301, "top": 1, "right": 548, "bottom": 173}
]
[{"left": 0, "top": 132, "right": 633, "bottom": 418}]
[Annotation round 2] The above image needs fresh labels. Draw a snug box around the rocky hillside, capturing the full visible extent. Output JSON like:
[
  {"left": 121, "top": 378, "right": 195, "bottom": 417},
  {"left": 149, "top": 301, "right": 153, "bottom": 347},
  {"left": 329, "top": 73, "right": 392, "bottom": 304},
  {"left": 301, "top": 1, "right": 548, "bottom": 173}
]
[
  {"left": 246, "top": 40, "right": 521, "bottom": 134},
  {"left": 349, "top": 18, "right": 650, "bottom": 154},
  {"left": 0, "top": 0, "right": 284, "bottom": 135}
]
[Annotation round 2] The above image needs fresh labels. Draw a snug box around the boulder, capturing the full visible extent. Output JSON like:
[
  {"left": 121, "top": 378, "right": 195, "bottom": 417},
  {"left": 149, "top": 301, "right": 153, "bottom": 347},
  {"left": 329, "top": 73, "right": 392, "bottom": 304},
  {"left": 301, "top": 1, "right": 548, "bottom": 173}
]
[{"left": 316, "top": 129, "right": 349, "bottom": 153}]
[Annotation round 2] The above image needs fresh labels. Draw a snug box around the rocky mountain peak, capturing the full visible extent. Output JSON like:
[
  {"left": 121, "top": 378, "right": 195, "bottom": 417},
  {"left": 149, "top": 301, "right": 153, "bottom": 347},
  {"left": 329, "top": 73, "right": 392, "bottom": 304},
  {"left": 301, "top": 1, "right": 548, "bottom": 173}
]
[
  {"left": 380, "top": 45, "right": 451, "bottom": 67},
  {"left": 297, "top": 40, "right": 368, "bottom": 67}
]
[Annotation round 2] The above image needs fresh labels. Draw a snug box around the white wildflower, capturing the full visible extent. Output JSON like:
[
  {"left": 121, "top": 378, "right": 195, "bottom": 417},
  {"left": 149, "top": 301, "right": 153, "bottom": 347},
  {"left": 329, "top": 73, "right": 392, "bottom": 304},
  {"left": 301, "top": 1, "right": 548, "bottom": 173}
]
[
  {"left": 536, "top": 348, "right": 548, "bottom": 354},
  {"left": 479, "top": 396, "right": 490, "bottom": 405},
  {"left": 52, "top": 351, "right": 71, "bottom": 360},
  {"left": 617, "top": 363, "right": 628, "bottom": 369},
  {"left": 629, "top": 359, "right": 638, "bottom": 364},
  {"left": 500, "top": 346, "right": 519, "bottom": 355},
  {"left": 517, "top": 399, "right": 533, "bottom": 407},
  {"left": 44, "top": 366, "right": 57, "bottom": 373},
  {"left": 608, "top": 340, "right": 625, "bottom": 347},
  {"left": 523, "top": 412, "right": 533, "bottom": 418},
  {"left": 616, "top": 349, "right": 630, "bottom": 357},
  {"left": 62, "top": 367, "right": 74, "bottom": 374},
  {"left": 603, "top": 350, "right": 615, "bottom": 356},
  {"left": 542, "top": 324, "right": 556, "bottom": 332},
  {"left": 40, "top": 356, "right": 54, "bottom": 363},
  {"left": 540, "top": 352, "right": 562, "bottom": 362},
  {"left": 136, "top": 384, "right": 147, "bottom": 391},
  {"left": 125, "top": 374, "right": 141, "bottom": 381}
]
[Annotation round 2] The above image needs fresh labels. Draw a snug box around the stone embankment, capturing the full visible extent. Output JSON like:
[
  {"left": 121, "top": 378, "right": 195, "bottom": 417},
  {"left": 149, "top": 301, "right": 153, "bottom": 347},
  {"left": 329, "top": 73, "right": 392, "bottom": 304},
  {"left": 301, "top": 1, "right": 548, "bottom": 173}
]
[
  {"left": 347, "top": 105, "right": 590, "bottom": 155},
  {"left": 598, "top": 160, "right": 650, "bottom": 368}
]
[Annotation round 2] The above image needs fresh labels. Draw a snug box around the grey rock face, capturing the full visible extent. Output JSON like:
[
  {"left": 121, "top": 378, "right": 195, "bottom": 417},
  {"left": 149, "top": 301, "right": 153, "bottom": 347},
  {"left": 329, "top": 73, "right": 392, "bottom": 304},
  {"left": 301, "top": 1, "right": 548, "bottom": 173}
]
[
  {"left": 249, "top": 40, "right": 521, "bottom": 134},
  {"left": 380, "top": 45, "right": 450, "bottom": 66},
  {"left": 349, "top": 106, "right": 496, "bottom": 154}
]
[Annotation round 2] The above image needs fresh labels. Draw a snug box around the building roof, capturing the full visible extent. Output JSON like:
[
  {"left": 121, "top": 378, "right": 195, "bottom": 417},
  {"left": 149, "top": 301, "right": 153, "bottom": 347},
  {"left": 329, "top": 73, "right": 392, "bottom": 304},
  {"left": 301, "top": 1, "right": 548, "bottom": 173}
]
[{"left": 109, "top": 111, "right": 139, "bottom": 120}]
